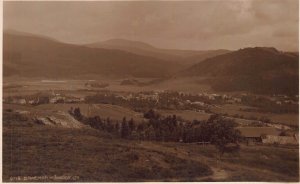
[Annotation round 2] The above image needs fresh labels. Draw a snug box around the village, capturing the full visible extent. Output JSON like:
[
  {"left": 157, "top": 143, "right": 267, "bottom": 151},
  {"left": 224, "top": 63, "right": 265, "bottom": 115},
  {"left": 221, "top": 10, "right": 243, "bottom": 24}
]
[{"left": 3, "top": 88, "right": 299, "bottom": 146}]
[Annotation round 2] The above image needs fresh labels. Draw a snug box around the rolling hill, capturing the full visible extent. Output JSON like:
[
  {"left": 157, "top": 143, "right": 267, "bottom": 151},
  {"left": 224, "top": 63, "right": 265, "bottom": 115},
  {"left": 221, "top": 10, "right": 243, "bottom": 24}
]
[
  {"left": 180, "top": 47, "right": 299, "bottom": 95},
  {"left": 4, "top": 30, "right": 298, "bottom": 95},
  {"left": 3, "top": 31, "right": 182, "bottom": 79},
  {"left": 86, "top": 39, "right": 231, "bottom": 65}
]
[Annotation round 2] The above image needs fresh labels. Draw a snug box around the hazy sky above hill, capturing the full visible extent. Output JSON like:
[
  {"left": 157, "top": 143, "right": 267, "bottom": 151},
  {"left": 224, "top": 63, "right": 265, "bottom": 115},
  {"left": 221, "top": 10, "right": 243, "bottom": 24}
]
[{"left": 4, "top": 0, "right": 299, "bottom": 51}]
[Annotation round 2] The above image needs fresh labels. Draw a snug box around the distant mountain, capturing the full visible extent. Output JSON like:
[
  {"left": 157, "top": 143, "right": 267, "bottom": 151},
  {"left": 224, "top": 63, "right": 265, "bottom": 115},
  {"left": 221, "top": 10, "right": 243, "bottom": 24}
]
[
  {"left": 180, "top": 47, "right": 299, "bottom": 95},
  {"left": 181, "top": 49, "right": 231, "bottom": 64},
  {"left": 86, "top": 39, "right": 231, "bottom": 65},
  {"left": 3, "top": 31, "right": 181, "bottom": 78}
]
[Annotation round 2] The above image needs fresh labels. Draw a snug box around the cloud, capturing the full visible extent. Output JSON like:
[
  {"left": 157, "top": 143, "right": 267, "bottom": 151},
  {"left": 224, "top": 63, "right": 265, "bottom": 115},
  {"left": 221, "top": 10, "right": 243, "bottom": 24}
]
[{"left": 4, "top": 0, "right": 299, "bottom": 51}]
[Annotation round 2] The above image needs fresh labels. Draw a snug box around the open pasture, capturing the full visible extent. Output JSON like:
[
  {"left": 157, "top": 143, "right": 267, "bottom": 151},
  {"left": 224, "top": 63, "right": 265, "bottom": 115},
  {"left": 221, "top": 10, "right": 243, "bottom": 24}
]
[
  {"left": 212, "top": 104, "right": 299, "bottom": 126},
  {"left": 3, "top": 103, "right": 145, "bottom": 122}
]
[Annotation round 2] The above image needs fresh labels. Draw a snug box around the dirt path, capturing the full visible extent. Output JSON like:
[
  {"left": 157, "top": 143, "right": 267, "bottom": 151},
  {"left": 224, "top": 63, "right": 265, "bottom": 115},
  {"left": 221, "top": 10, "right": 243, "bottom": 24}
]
[
  {"left": 132, "top": 142, "right": 229, "bottom": 181},
  {"left": 131, "top": 141, "right": 296, "bottom": 181}
]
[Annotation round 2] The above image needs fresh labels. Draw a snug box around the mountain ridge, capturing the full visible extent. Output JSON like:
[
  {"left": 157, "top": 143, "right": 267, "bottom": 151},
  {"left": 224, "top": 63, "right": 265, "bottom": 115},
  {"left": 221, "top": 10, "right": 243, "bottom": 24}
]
[
  {"left": 86, "top": 38, "right": 231, "bottom": 65},
  {"left": 3, "top": 31, "right": 182, "bottom": 78}
]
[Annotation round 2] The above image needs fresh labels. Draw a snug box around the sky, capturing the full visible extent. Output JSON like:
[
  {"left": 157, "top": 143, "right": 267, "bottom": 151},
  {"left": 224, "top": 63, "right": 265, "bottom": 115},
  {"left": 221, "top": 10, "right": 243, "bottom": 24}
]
[{"left": 3, "top": 0, "right": 299, "bottom": 51}]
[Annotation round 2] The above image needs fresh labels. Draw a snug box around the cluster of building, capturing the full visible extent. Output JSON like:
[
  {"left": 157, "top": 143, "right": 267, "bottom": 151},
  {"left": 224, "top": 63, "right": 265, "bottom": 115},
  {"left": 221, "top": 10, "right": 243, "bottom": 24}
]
[
  {"left": 113, "top": 91, "right": 244, "bottom": 106},
  {"left": 270, "top": 94, "right": 299, "bottom": 105},
  {"left": 116, "top": 92, "right": 160, "bottom": 102},
  {"left": 237, "top": 127, "right": 298, "bottom": 145},
  {"left": 4, "top": 93, "right": 84, "bottom": 105}
]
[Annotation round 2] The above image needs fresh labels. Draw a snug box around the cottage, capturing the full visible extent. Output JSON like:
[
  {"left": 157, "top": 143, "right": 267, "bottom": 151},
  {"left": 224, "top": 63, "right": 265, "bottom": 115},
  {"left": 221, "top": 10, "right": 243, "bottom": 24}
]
[
  {"left": 28, "top": 100, "right": 36, "bottom": 105},
  {"left": 262, "top": 135, "right": 298, "bottom": 145},
  {"left": 50, "top": 96, "right": 65, "bottom": 103},
  {"left": 186, "top": 100, "right": 191, "bottom": 104},
  {"left": 13, "top": 99, "right": 26, "bottom": 105},
  {"left": 222, "top": 94, "right": 229, "bottom": 99},
  {"left": 191, "top": 101, "right": 205, "bottom": 106},
  {"left": 65, "top": 97, "right": 82, "bottom": 103},
  {"left": 208, "top": 95, "right": 215, "bottom": 100},
  {"left": 233, "top": 98, "right": 242, "bottom": 103},
  {"left": 237, "top": 127, "right": 281, "bottom": 144}
]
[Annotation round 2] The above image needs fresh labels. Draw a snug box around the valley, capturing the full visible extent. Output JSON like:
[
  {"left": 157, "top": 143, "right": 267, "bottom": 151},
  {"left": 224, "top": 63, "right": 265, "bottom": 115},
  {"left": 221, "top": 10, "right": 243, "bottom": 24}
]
[
  {"left": 3, "top": 76, "right": 299, "bottom": 182},
  {"left": 2, "top": 30, "right": 299, "bottom": 182}
]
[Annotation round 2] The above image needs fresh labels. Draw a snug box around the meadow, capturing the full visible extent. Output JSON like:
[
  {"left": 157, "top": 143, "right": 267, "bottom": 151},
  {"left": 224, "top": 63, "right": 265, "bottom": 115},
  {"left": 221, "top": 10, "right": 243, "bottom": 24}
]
[
  {"left": 3, "top": 118, "right": 299, "bottom": 182},
  {"left": 211, "top": 104, "right": 299, "bottom": 126},
  {"left": 3, "top": 103, "right": 145, "bottom": 122}
]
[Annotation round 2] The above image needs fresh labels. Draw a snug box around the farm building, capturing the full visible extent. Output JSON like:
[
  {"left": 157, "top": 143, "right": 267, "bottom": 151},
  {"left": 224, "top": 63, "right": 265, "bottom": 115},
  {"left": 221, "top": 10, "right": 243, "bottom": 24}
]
[
  {"left": 65, "top": 97, "right": 84, "bottom": 103},
  {"left": 49, "top": 96, "right": 65, "bottom": 103},
  {"left": 237, "top": 127, "right": 281, "bottom": 144},
  {"left": 262, "top": 135, "right": 298, "bottom": 145},
  {"left": 191, "top": 101, "right": 205, "bottom": 106},
  {"left": 12, "top": 98, "right": 26, "bottom": 105}
]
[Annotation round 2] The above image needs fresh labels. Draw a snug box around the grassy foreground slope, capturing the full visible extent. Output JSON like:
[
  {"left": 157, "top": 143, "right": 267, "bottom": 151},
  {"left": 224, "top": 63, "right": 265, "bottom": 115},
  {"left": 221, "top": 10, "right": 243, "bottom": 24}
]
[
  {"left": 3, "top": 125, "right": 212, "bottom": 182},
  {"left": 3, "top": 115, "right": 299, "bottom": 182}
]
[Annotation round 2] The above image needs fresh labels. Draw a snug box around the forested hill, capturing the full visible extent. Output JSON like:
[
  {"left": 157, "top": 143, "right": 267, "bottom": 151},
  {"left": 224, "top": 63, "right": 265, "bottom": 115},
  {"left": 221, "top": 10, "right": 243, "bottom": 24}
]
[{"left": 179, "top": 47, "right": 299, "bottom": 95}]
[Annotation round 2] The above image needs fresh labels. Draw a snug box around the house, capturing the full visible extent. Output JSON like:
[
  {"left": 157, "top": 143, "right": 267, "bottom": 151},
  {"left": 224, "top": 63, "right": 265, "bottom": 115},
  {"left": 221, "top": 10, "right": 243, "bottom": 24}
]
[
  {"left": 15, "top": 110, "right": 29, "bottom": 114},
  {"left": 237, "top": 127, "right": 281, "bottom": 144},
  {"left": 65, "top": 97, "right": 83, "bottom": 103},
  {"left": 191, "top": 101, "right": 205, "bottom": 106},
  {"left": 13, "top": 99, "right": 26, "bottom": 105},
  {"left": 233, "top": 98, "right": 242, "bottom": 103},
  {"left": 262, "top": 135, "right": 298, "bottom": 145},
  {"left": 226, "top": 99, "right": 235, "bottom": 104},
  {"left": 49, "top": 96, "right": 65, "bottom": 103},
  {"left": 222, "top": 94, "right": 229, "bottom": 100},
  {"left": 28, "top": 100, "right": 36, "bottom": 105},
  {"left": 208, "top": 95, "right": 215, "bottom": 100},
  {"left": 196, "top": 109, "right": 205, "bottom": 113}
]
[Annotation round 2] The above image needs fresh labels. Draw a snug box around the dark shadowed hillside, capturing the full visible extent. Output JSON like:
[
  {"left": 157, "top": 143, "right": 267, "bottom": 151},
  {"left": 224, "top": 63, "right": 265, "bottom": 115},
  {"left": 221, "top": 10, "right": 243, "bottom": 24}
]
[
  {"left": 86, "top": 39, "right": 231, "bottom": 66},
  {"left": 180, "top": 47, "right": 299, "bottom": 95},
  {"left": 3, "top": 31, "right": 181, "bottom": 78}
]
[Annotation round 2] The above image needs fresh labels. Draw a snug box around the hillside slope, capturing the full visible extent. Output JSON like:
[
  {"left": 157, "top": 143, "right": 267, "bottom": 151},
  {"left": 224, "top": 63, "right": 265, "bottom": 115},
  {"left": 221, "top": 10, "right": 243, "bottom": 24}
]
[
  {"left": 86, "top": 39, "right": 231, "bottom": 65},
  {"left": 180, "top": 47, "right": 299, "bottom": 95},
  {"left": 3, "top": 32, "right": 181, "bottom": 79}
]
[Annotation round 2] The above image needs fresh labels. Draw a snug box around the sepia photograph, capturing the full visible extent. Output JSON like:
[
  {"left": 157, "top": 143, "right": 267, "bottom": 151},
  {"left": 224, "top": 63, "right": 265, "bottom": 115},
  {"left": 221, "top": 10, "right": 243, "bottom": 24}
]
[{"left": 2, "top": 0, "right": 299, "bottom": 182}]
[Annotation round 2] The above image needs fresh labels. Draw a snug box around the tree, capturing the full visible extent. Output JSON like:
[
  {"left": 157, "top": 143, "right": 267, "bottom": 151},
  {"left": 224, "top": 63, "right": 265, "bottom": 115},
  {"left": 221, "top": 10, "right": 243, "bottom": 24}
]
[
  {"left": 121, "top": 117, "right": 130, "bottom": 138},
  {"left": 106, "top": 118, "right": 114, "bottom": 133},
  {"left": 207, "top": 114, "right": 241, "bottom": 158},
  {"left": 89, "top": 115, "right": 102, "bottom": 129},
  {"left": 68, "top": 107, "right": 74, "bottom": 115},
  {"left": 115, "top": 121, "right": 120, "bottom": 134},
  {"left": 73, "top": 107, "right": 83, "bottom": 121},
  {"left": 144, "top": 109, "right": 160, "bottom": 120},
  {"left": 128, "top": 118, "right": 135, "bottom": 132}
]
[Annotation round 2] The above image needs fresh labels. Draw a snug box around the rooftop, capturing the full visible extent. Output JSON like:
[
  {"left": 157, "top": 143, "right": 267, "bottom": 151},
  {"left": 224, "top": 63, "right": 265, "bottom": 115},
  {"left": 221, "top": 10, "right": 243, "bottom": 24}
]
[{"left": 237, "top": 127, "right": 281, "bottom": 138}]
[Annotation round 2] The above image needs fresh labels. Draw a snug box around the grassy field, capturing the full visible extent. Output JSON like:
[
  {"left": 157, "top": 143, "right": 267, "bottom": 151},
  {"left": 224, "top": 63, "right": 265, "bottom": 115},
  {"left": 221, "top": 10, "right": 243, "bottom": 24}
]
[
  {"left": 3, "top": 124, "right": 212, "bottom": 182},
  {"left": 146, "top": 77, "right": 213, "bottom": 94},
  {"left": 212, "top": 104, "right": 299, "bottom": 126},
  {"left": 158, "top": 109, "right": 263, "bottom": 126},
  {"left": 3, "top": 76, "right": 214, "bottom": 97},
  {"left": 159, "top": 110, "right": 211, "bottom": 121},
  {"left": 3, "top": 103, "right": 145, "bottom": 122},
  {"left": 3, "top": 114, "right": 299, "bottom": 182}
]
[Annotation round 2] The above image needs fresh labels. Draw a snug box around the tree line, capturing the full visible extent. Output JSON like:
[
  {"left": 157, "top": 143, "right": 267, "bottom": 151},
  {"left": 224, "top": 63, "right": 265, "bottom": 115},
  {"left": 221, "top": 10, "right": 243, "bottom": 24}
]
[{"left": 69, "top": 107, "right": 241, "bottom": 156}]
